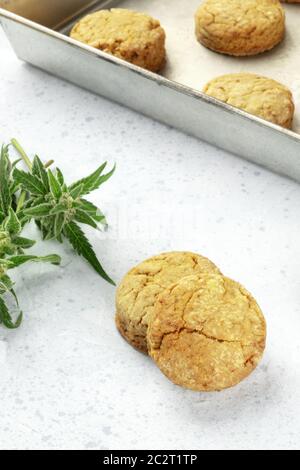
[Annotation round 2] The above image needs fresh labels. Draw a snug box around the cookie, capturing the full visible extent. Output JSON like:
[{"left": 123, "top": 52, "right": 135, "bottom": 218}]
[
  {"left": 195, "top": 0, "right": 285, "bottom": 56},
  {"left": 147, "top": 274, "right": 266, "bottom": 392},
  {"left": 203, "top": 73, "right": 294, "bottom": 129},
  {"left": 116, "top": 252, "right": 221, "bottom": 353},
  {"left": 70, "top": 8, "right": 166, "bottom": 72}
]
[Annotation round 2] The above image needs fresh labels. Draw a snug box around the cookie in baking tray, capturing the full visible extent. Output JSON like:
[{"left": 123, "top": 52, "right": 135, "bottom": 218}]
[
  {"left": 203, "top": 73, "right": 295, "bottom": 129},
  {"left": 195, "top": 0, "right": 285, "bottom": 56},
  {"left": 70, "top": 8, "right": 166, "bottom": 72}
]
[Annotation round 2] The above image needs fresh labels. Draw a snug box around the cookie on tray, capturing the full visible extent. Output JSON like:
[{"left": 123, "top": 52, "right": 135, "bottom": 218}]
[
  {"left": 147, "top": 274, "right": 266, "bottom": 392},
  {"left": 70, "top": 8, "right": 166, "bottom": 72},
  {"left": 195, "top": 0, "right": 285, "bottom": 56},
  {"left": 203, "top": 73, "right": 294, "bottom": 129},
  {"left": 115, "top": 252, "right": 221, "bottom": 354}
]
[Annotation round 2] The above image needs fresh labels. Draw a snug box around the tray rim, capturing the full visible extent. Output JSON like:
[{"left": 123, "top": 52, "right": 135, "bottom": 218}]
[{"left": 1, "top": 6, "right": 300, "bottom": 147}]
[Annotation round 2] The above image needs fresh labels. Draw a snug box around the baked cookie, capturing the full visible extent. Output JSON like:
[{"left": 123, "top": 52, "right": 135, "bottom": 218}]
[
  {"left": 195, "top": 0, "right": 285, "bottom": 56},
  {"left": 116, "top": 252, "right": 221, "bottom": 353},
  {"left": 203, "top": 73, "right": 294, "bottom": 129},
  {"left": 70, "top": 8, "right": 166, "bottom": 72},
  {"left": 147, "top": 274, "right": 266, "bottom": 392}
]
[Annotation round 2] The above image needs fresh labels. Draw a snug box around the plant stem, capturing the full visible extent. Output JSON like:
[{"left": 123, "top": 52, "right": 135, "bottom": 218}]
[{"left": 11, "top": 138, "right": 32, "bottom": 170}]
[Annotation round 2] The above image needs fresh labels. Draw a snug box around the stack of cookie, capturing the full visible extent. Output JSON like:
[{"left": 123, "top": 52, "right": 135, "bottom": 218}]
[{"left": 116, "top": 252, "right": 266, "bottom": 392}]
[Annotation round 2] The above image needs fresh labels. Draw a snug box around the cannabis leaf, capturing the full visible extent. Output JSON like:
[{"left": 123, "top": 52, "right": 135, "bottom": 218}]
[
  {"left": 0, "top": 137, "right": 115, "bottom": 330},
  {"left": 12, "top": 139, "right": 115, "bottom": 285},
  {"left": 0, "top": 154, "right": 61, "bottom": 329},
  {"left": 0, "top": 145, "right": 12, "bottom": 215}
]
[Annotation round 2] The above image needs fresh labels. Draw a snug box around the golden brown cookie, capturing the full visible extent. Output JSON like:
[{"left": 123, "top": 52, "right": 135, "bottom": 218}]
[
  {"left": 70, "top": 8, "right": 166, "bottom": 72},
  {"left": 203, "top": 73, "right": 294, "bottom": 129},
  {"left": 147, "top": 274, "right": 266, "bottom": 392},
  {"left": 195, "top": 0, "right": 285, "bottom": 56},
  {"left": 116, "top": 252, "right": 221, "bottom": 353}
]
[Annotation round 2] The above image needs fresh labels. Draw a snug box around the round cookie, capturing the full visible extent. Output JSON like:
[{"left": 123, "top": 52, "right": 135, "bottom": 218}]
[
  {"left": 203, "top": 73, "right": 294, "bottom": 129},
  {"left": 147, "top": 274, "right": 266, "bottom": 392},
  {"left": 70, "top": 8, "right": 166, "bottom": 72},
  {"left": 195, "top": 0, "right": 285, "bottom": 56},
  {"left": 116, "top": 252, "right": 221, "bottom": 353}
]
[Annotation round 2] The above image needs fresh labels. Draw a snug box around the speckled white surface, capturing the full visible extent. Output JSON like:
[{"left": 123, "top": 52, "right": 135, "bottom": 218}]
[{"left": 1, "top": 27, "right": 300, "bottom": 451}]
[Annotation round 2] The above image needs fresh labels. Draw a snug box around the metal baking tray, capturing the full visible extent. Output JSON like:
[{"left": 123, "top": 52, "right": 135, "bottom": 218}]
[{"left": 1, "top": 0, "right": 300, "bottom": 181}]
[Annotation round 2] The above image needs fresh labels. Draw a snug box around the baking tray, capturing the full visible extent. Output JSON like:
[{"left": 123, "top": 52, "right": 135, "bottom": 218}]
[{"left": 1, "top": 0, "right": 300, "bottom": 181}]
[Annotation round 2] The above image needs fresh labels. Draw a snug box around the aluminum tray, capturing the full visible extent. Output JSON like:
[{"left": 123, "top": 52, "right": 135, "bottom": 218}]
[{"left": 1, "top": 0, "right": 300, "bottom": 181}]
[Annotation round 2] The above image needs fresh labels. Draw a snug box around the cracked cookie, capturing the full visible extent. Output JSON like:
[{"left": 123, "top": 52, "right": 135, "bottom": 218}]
[
  {"left": 116, "top": 252, "right": 221, "bottom": 353},
  {"left": 195, "top": 0, "right": 285, "bottom": 56},
  {"left": 70, "top": 8, "right": 166, "bottom": 72},
  {"left": 203, "top": 73, "right": 294, "bottom": 129},
  {"left": 147, "top": 274, "right": 266, "bottom": 391}
]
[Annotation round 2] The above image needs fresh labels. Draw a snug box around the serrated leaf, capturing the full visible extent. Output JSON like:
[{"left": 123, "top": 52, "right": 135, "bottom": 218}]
[
  {"left": 77, "top": 199, "right": 107, "bottom": 224},
  {"left": 13, "top": 236, "right": 36, "bottom": 249},
  {"left": 4, "top": 208, "right": 21, "bottom": 235},
  {"left": 92, "top": 164, "right": 116, "bottom": 192},
  {"left": 68, "top": 162, "right": 115, "bottom": 196},
  {"left": 0, "top": 145, "right": 12, "bottom": 215},
  {"left": 7, "top": 254, "right": 61, "bottom": 268},
  {"left": 48, "top": 169, "right": 62, "bottom": 200},
  {"left": 56, "top": 168, "right": 64, "bottom": 186},
  {"left": 69, "top": 183, "right": 84, "bottom": 200},
  {"left": 63, "top": 221, "right": 114, "bottom": 285},
  {"left": 22, "top": 195, "right": 45, "bottom": 210},
  {"left": 32, "top": 155, "right": 49, "bottom": 191},
  {"left": 0, "top": 275, "right": 14, "bottom": 294},
  {"left": 9, "top": 180, "right": 20, "bottom": 196},
  {"left": 74, "top": 209, "right": 98, "bottom": 229},
  {"left": 23, "top": 203, "right": 53, "bottom": 218},
  {"left": 13, "top": 168, "right": 46, "bottom": 196},
  {"left": 54, "top": 213, "right": 65, "bottom": 239},
  {"left": 0, "top": 296, "right": 22, "bottom": 329}
]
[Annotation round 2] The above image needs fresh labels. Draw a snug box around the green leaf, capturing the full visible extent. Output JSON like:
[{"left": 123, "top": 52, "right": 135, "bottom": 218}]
[
  {"left": 69, "top": 163, "right": 115, "bottom": 196},
  {"left": 0, "top": 296, "right": 22, "bottom": 329},
  {"left": 13, "top": 168, "right": 46, "bottom": 196},
  {"left": 54, "top": 213, "right": 65, "bottom": 239},
  {"left": 56, "top": 168, "right": 65, "bottom": 186},
  {"left": 0, "top": 209, "right": 5, "bottom": 224},
  {"left": 23, "top": 203, "right": 53, "bottom": 218},
  {"left": 13, "top": 236, "right": 36, "bottom": 249},
  {"left": 32, "top": 155, "right": 49, "bottom": 191},
  {"left": 63, "top": 221, "right": 115, "bottom": 285},
  {"left": 7, "top": 254, "right": 61, "bottom": 268},
  {"left": 69, "top": 183, "right": 84, "bottom": 200},
  {"left": 4, "top": 208, "right": 21, "bottom": 235},
  {"left": 48, "top": 169, "right": 62, "bottom": 200},
  {"left": 77, "top": 199, "right": 107, "bottom": 224},
  {"left": 0, "top": 274, "right": 14, "bottom": 294},
  {"left": 74, "top": 209, "right": 98, "bottom": 229},
  {"left": 49, "top": 203, "right": 67, "bottom": 216},
  {"left": 9, "top": 180, "right": 21, "bottom": 196},
  {"left": 0, "top": 145, "right": 12, "bottom": 215},
  {"left": 92, "top": 164, "right": 116, "bottom": 191}
]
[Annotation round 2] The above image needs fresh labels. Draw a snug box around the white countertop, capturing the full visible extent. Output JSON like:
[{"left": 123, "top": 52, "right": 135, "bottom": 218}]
[{"left": 1, "top": 28, "right": 300, "bottom": 451}]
